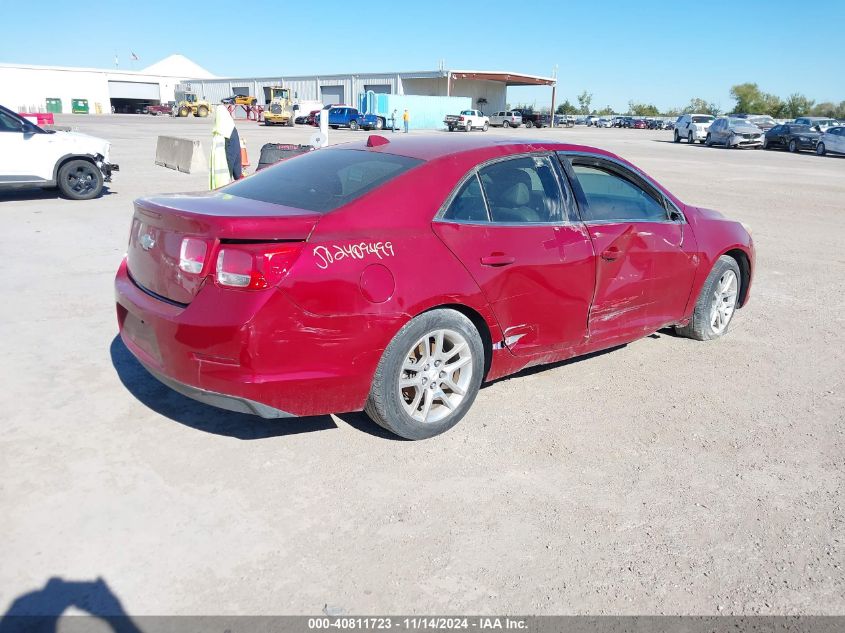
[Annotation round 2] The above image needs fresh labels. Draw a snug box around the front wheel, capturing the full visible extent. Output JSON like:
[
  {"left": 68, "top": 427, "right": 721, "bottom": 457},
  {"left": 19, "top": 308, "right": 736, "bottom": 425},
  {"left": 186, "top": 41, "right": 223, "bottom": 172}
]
[
  {"left": 788, "top": 139, "right": 799, "bottom": 153},
  {"left": 705, "top": 133, "right": 712, "bottom": 147},
  {"left": 365, "top": 309, "right": 485, "bottom": 440},
  {"left": 525, "top": 120, "right": 534, "bottom": 128},
  {"left": 816, "top": 142, "right": 826, "bottom": 156},
  {"left": 676, "top": 255, "right": 741, "bottom": 341},
  {"left": 482, "top": 122, "right": 489, "bottom": 132},
  {"left": 762, "top": 136, "right": 769, "bottom": 149},
  {"left": 349, "top": 120, "right": 359, "bottom": 131},
  {"left": 197, "top": 105, "right": 209, "bottom": 117},
  {"left": 688, "top": 132, "right": 694, "bottom": 143},
  {"left": 57, "top": 159, "right": 104, "bottom": 200},
  {"left": 178, "top": 106, "right": 190, "bottom": 117},
  {"left": 674, "top": 130, "right": 680, "bottom": 143}
]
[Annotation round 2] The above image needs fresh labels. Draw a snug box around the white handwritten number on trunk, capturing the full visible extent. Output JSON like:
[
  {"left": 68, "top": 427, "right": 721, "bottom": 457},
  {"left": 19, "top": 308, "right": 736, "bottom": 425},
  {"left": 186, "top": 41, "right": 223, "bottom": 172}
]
[{"left": 313, "top": 242, "right": 395, "bottom": 270}]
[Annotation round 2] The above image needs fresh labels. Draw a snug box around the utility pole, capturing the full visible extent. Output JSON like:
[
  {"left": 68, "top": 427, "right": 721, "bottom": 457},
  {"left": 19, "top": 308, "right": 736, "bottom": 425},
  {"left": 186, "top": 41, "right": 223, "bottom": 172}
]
[{"left": 550, "top": 64, "right": 558, "bottom": 128}]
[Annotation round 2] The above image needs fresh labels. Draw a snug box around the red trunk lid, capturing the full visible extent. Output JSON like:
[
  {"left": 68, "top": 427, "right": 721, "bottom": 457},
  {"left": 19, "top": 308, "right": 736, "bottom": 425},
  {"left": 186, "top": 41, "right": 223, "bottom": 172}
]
[{"left": 127, "top": 193, "right": 320, "bottom": 304}]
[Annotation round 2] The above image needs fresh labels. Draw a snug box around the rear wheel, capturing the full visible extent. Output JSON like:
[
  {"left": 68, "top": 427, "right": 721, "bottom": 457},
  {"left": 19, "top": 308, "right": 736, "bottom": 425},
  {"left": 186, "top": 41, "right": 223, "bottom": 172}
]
[
  {"left": 503, "top": 120, "right": 510, "bottom": 128},
  {"left": 762, "top": 136, "right": 769, "bottom": 149},
  {"left": 375, "top": 118, "right": 384, "bottom": 130},
  {"left": 788, "top": 139, "right": 799, "bottom": 153},
  {"left": 464, "top": 122, "right": 472, "bottom": 132},
  {"left": 482, "top": 122, "right": 489, "bottom": 132},
  {"left": 525, "top": 120, "right": 534, "bottom": 128},
  {"left": 178, "top": 106, "right": 190, "bottom": 117},
  {"left": 676, "top": 255, "right": 741, "bottom": 341},
  {"left": 57, "top": 159, "right": 103, "bottom": 200},
  {"left": 674, "top": 130, "right": 680, "bottom": 143},
  {"left": 688, "top": 132, "right": 694, "bottom": 143},
  {"left": 705, "top": 133, "right": 712, "bottom": 147},
  {"left": 816, "top": 142, "right": 826, "bottom": 156},
  {"left": 197, "top": 105, "right": 209, "bottom": 117},
  {"left": 349, "top": 120, "right": 359, "bottom": 131},
  {"left": 365, "top": 309, "right": 484, "bottom": 440}
]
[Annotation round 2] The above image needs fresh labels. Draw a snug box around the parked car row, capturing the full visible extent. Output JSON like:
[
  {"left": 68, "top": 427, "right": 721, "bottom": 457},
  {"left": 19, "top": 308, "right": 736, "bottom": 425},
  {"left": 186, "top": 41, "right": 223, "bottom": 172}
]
[{"left": 673, "top": 112, "right": 845, "bottom": 156}]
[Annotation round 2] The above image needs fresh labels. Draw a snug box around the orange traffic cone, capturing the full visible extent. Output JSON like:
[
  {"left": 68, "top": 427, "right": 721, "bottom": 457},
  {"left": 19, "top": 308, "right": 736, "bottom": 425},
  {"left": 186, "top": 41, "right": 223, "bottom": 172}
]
[{"left": 240, "top": 138, "right": 250, "bottom": 168}]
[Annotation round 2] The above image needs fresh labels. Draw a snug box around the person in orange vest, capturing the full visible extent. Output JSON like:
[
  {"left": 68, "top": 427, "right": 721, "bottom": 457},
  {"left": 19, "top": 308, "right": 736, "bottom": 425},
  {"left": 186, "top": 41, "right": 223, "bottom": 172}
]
[{"left": 403, "top": 109, "right": 410, "bottom": 133}]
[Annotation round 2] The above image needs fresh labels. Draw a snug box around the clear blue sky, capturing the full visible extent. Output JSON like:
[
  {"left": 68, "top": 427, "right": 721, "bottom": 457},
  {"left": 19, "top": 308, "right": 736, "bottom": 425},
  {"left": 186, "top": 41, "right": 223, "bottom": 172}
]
[{"left": 2, "top": 0, "right": 842, "bottom": 112}]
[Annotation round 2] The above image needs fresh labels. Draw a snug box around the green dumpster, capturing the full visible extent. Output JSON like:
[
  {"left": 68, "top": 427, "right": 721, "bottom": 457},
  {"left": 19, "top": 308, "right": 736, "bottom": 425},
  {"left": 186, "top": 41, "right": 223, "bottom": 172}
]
[
  {"left": 46, "top": 98, "right": 62, "bottom": 114},
  {"left": 71, "top": 99, "right": 89, "bottom": 114}
]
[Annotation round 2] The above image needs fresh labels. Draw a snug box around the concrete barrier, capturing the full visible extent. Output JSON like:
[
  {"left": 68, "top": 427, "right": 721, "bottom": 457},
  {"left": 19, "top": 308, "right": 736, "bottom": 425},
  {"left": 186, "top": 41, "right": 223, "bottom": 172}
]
[{"left": 155, "top": 136, "right": 207, "bottom": 174}]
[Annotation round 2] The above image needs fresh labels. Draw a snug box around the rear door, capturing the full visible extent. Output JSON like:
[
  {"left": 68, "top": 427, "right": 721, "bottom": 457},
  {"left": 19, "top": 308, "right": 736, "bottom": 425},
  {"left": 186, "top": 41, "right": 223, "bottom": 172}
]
[
  {"left": 433, "top": 154, "right": 595, "bottom": 356},
  {"left": 559, "top": 153, "right": 699, "bottom": 344}
]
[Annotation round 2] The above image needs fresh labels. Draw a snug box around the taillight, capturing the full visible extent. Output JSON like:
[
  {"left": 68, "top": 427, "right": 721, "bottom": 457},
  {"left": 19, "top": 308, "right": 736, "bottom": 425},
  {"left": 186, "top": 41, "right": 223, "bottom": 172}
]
[
  {"left": 459, "top": 116, "right": 465, "bottom": 121},
  {"left": 179, "top": 237, "right": 208, "bottom": 274},
  {"left": 215, "top": 243, "right": 303, "bottom": 290}
]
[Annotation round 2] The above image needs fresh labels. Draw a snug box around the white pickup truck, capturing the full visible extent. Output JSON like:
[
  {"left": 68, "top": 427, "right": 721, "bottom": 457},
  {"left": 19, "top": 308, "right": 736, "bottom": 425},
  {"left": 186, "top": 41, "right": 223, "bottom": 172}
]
[
  {"left": 444, "top": 109, "right": 489, "bottom": 132},
  {"left": 0, "top": 104, "right": 118, "bottom": 200}
]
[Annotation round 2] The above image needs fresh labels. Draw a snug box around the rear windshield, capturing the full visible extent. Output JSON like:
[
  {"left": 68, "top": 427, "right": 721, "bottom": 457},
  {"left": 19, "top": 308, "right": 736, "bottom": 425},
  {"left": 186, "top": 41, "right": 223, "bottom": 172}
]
[
  {"left": 224, "top": 148, "right": 423, "bottom": 213},
  {"left": 692, "top": 115, "right": 714, "bottom": 123}
]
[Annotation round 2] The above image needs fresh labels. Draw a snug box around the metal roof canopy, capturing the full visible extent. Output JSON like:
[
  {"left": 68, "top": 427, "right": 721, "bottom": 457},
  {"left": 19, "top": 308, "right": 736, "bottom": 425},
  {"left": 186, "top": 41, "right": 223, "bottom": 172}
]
[{"left": 448, "top": 70, "right": 556, "bottom": 87}]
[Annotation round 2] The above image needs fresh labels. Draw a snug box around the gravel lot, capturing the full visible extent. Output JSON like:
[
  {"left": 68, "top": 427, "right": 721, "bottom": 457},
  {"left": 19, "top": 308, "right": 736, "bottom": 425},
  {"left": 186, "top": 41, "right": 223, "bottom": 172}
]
[{"left": 1, "top": 115, "right": 842, "bottom": 616}]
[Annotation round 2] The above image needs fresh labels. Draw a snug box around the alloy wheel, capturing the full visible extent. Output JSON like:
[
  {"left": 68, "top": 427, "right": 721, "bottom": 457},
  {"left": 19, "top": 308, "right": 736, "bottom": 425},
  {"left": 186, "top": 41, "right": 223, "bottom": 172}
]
[
  {"left": 710, "top": 269, "right": 738, "bottom": 335},
  {"left": 398, "top": 329, "right": 473, "bottom": 424}
]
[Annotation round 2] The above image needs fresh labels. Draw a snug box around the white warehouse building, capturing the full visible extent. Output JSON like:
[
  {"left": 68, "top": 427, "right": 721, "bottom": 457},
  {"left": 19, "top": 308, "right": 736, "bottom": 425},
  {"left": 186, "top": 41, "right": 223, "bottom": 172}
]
[{"left": 0, "top": 54, "right": 555, "bottom": 123}]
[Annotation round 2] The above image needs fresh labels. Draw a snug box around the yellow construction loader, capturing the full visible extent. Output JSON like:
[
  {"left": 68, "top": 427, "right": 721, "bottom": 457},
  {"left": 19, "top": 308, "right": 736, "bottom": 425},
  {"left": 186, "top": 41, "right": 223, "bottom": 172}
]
[
  {"left": 263, "top": 87, "right": 297, "bottom": 127},
  {"left": 175, "top": 90, "right": 211, "bottom": 118}
]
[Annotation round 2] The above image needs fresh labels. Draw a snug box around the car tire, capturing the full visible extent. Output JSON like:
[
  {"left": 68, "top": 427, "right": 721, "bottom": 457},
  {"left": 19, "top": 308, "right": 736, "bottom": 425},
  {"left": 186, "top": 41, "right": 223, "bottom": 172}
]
[
  {"left": 788, "top": 139, "right": 799, "bottom": 153},
  {"left": 57, "top": 159, "right": 104, "bottom": 201},
  {"left": 464, "top": 123, "right": 472, "bottom": 132},
  {"left": 197, "top": 105, "right": 209, "bottom": 117},
  {"left": 503, "top": 120, "right": 510, "bottom": 128},
  {"left": 675, "top": 255, "right": 741, "bottom": 342},
  {"left": 705, "top": 133, "right": 712, "bottom": 147},
  {"left": 482, "top": 122, "right": 489, "bottom": 132},
  {"left": 349, "top": 120, "right": 359, "bottom": 131},
  {"left": 816, "top": 142, "right": 826, "bottom": 156},
  {"left": 178, "top": 107, "right": 190, "bottom": 117},
  {"left": 688, "top": 132, "right": 694, "bottom": 144},
  {"left": 330, "top": 125, "right": 338, "bottom": 130},
  {"left": 674, "top": 130, "right": 680, "bottom": 143},
  {"left": 375, "top": 118, "right": 384, "bottom": 130},
  {"left": 447, "top": 126, "right": 454, "bottom": 132},
  {"left": 526, "top": 120, "right": 534, "bottom": 128},
  {"left": 762, "top": 136, "right": 769, "bottom": 149},
  {"left": 365, "top": 309, "right": 485, "bottom": 440}
]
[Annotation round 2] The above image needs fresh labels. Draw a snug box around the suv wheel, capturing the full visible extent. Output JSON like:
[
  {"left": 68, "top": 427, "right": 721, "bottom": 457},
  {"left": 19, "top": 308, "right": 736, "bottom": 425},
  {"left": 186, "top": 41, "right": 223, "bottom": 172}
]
[
  {"left": 788, "top": 139, "right": 798, "bottom": 153},
  {"left": 349, "top": 120, "right": 359, "bottom": 131},
  {"left": 688, "top": 132, "right": 694, "bottom": 143},
  {"left": 674, "top": 130, "right": 680, "bottom": 143},
  {"left": 816, "top": 142, "right": 826, "bottom": 156},
  {"left": 57, "top": 159, "right": 103, "bottom": 200},
  {"left": 503, "top": 120, "right": 510, "bottom": 128}
]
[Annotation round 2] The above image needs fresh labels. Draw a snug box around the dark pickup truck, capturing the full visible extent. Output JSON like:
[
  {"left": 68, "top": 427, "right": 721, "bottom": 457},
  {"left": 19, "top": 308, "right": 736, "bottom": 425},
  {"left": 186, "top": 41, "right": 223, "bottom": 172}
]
[
  {"left": 518, "top": 112, "right": 551, "bottom": 128},
  {"left": 144, "top": 102, "right": 175, "bottom": 116}
]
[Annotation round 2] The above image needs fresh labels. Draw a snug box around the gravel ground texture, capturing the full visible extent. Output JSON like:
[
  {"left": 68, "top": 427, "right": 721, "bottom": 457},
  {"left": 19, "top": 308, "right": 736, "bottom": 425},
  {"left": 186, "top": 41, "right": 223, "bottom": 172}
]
[{"left": 0, "top": 115, "right": 842, "bottom": 616}]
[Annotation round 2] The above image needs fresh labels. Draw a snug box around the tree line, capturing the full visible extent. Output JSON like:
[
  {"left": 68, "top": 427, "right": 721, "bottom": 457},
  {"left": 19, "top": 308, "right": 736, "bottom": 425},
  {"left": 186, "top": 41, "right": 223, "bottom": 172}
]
[{"left": 545, "top": 85, "right": 845, "bottom": 119}]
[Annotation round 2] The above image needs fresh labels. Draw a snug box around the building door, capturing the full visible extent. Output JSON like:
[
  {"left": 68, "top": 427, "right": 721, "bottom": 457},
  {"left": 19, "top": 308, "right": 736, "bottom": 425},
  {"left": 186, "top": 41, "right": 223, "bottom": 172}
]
[{"left": 320, "top": 85, "right": 344, "bottom": 106}]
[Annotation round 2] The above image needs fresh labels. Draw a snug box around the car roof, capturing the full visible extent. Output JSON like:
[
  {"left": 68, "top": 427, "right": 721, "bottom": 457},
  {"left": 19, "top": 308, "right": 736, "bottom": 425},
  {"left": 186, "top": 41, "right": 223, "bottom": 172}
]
[{"left": 327, "top": 134, "right": 620, "bottom": 163}]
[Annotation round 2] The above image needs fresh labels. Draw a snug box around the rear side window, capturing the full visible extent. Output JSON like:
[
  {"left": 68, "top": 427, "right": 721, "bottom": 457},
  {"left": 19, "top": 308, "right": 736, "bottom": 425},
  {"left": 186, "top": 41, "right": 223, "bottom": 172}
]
[
  {"left": 224, "top": 149, "right": 422, "bottom": 213},
  {"left": 443, "top": 174, "right": 489, "bottom": 222}
]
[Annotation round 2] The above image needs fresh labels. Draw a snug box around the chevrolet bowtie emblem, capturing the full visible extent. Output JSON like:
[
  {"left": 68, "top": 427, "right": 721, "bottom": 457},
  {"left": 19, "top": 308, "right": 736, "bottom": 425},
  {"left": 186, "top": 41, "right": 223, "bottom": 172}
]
[{"left": 139, "top": 233, "right": 156, "bottom": 251}]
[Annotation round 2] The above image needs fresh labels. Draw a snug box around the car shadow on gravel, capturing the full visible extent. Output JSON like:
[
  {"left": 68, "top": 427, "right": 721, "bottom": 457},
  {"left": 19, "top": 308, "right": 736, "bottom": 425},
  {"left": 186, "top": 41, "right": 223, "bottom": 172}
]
[
  {"left": 0, "top": 187, "right": 117, "bottom": 203},
  {"left": 481, "top": 344, "right": 626, "bottom": 388},
  {"left": 110, "top": 335, "right": 337, "bottom": 439}
]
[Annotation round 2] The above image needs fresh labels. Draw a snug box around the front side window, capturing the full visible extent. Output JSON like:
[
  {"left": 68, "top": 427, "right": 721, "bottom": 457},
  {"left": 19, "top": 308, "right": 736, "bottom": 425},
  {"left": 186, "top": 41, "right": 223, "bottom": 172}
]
[
  {"left": 0, "top": 109, "right": 24, "bottom": 133},
  {"left": 478, "top": 156, "right": 566, "bottom": 224},
  {"left": 569, "top": 162, "right": 669, "bottom": 223}
]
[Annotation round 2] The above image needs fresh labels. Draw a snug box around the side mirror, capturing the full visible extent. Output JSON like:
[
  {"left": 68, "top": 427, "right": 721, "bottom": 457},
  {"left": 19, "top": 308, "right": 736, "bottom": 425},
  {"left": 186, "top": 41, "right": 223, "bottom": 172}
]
[{"left": 21, "top": 121, "right": 37, "bottom": 135}]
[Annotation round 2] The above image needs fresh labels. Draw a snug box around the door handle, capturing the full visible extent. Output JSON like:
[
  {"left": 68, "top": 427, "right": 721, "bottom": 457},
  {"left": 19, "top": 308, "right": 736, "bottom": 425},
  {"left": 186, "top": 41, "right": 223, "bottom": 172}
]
[
  {"left": 480, "top": 254, "right": 515, "bottom": 267},
  {"left": 601, "top": 246, "right": 622, "bottom": 261}
]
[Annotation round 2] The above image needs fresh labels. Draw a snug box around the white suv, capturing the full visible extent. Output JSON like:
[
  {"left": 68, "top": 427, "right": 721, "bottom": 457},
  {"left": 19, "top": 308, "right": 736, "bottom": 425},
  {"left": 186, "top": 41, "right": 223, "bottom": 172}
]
[
  {"left": 0, "top": 105, "right": 118, "bottom": 199},
  {"left": 674, "top": 113, "right": 715, "bottom": 144}
]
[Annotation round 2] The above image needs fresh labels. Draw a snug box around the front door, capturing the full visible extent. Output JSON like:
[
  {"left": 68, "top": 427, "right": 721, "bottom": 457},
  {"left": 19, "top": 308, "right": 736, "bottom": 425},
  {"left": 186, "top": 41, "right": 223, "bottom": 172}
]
[
  {"left": 433, "top": 154, "right": 596, "bottom": 356},
  {"left": 560, "top": 154, "right": 699, "bottom": 344}
]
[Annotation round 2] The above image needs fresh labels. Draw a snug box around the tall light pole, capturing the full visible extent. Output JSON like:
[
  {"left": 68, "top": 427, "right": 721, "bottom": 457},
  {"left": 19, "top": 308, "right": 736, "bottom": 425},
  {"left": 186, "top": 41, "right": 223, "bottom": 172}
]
[{"left": 550, "top": 64, "right": 558, "bottom": 128}]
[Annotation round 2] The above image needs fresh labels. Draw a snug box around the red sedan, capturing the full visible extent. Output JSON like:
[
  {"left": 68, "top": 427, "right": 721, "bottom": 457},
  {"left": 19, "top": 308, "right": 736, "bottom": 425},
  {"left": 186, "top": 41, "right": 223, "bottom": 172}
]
[
  {"left": 632, "top": 119, "right": 648, "bottom": 129},
  {"left": 115, "top": 136, "right": 754, "bottom": 439}
]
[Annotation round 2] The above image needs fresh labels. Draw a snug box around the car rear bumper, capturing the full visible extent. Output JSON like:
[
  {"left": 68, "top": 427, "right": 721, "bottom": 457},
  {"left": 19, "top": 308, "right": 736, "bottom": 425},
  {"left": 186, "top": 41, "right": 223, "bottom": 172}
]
[{"left": 114, "top": 258, "right": 391, "bottom": 418}]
